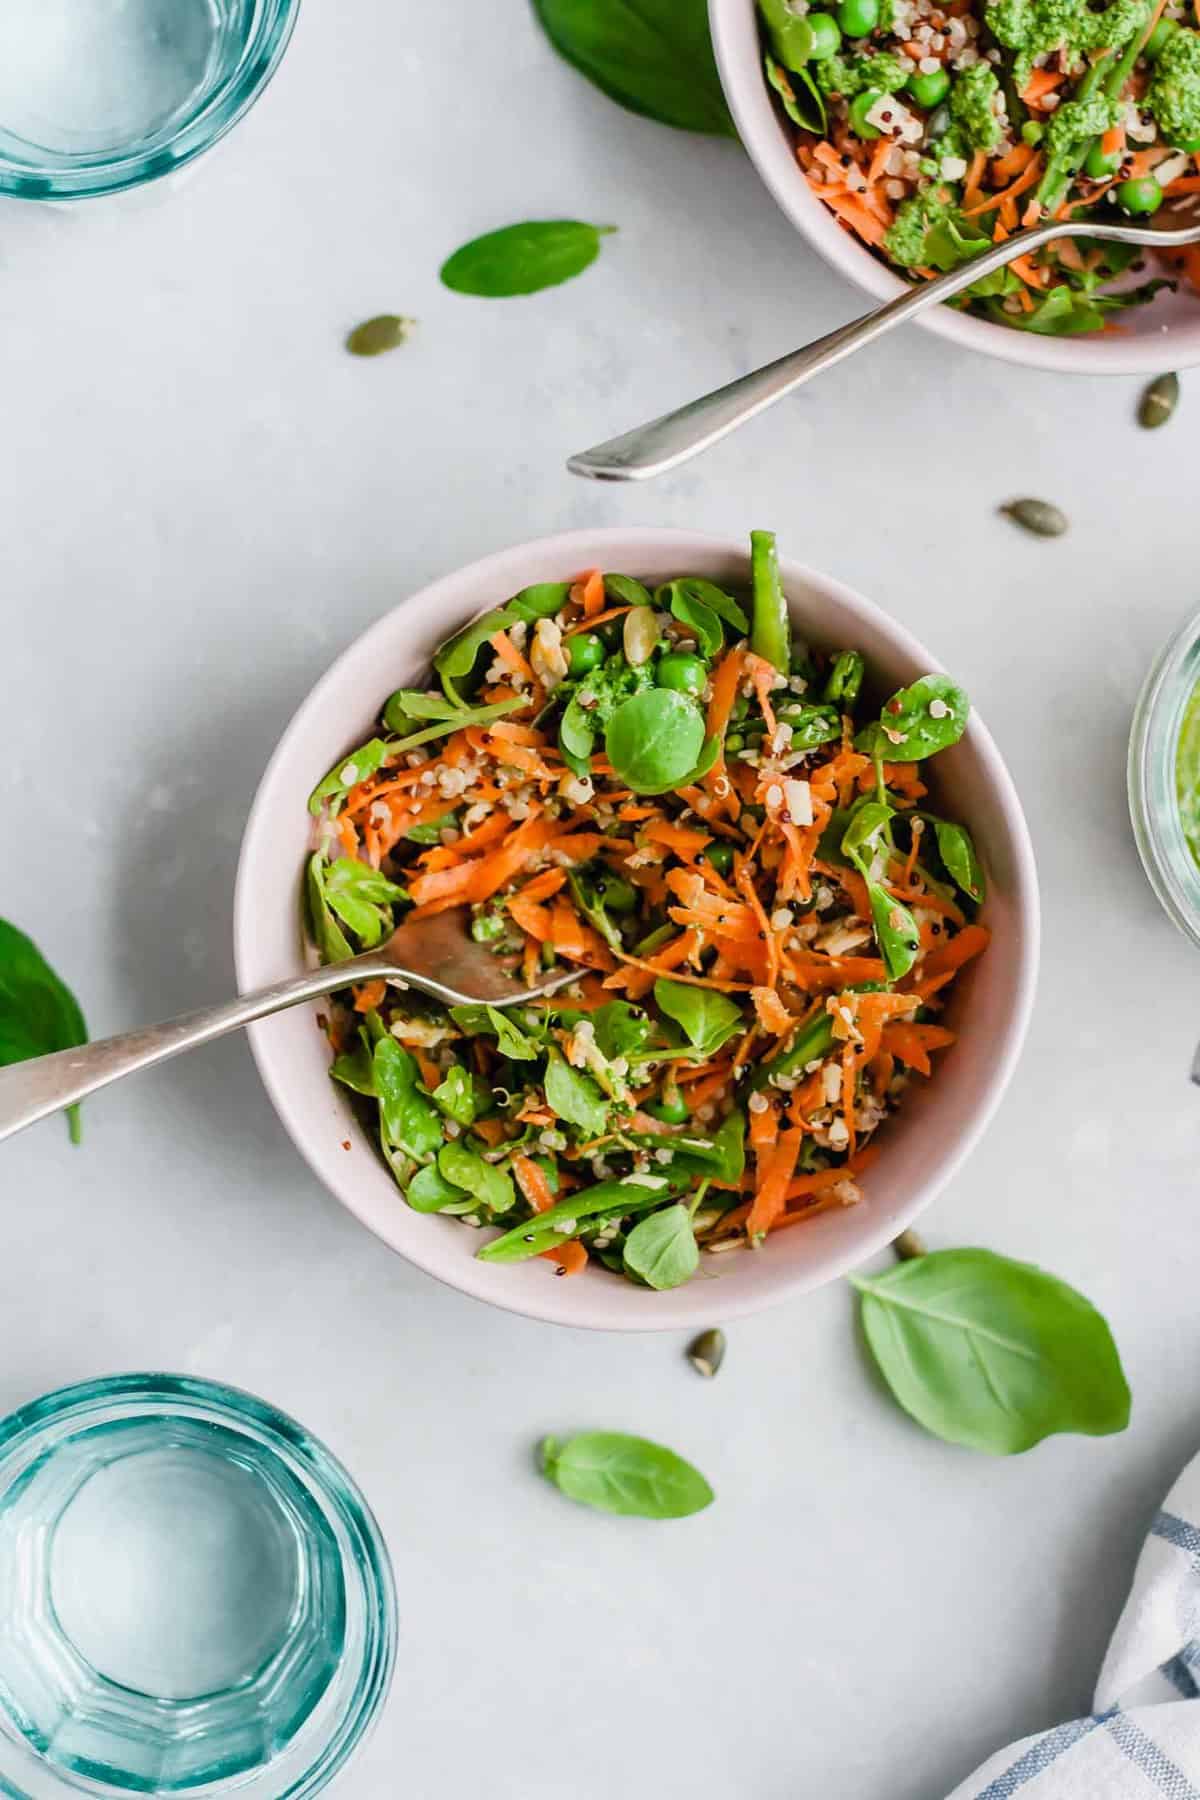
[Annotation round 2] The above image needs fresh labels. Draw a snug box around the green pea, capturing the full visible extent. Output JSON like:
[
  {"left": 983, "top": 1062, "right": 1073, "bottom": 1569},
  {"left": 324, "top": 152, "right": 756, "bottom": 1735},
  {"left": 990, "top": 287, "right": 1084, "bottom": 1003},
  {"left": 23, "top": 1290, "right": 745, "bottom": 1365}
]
[
  {"left": 1021, "top": 120, "right": 1044, "bottom": 146},
  {"left": 567, "top": 632, "right": 605, "bottom": 676},
  {"left": 905, "top": 66, "right": 949, "bottom": 107},
  {"left": 724, "top": 732, "right": 745, "bottom": 752},
  {"left": 837, "top": 0, "right": 879, "bottom": 36},
  {"left": 703, "top": 842, "right": 734, "bottom": 875},
  {"left": 595, "top": 874, "right": 637, "bottom": 914},
  {"left": 848, "top": 88, "right": 885, "bottom": 138},
  {"left": 657, "top": 651, "right": 708, "bottom": 697},
  {"left": 1084, "top": 141, "right": 1121, "bottom": 179},
  {"left": 647, "top": 1090, "right": 690, "bottom": 1124},
  {"left": 805, "top": 11, "right": 843, "bottom": 57},
  {"left": 1146, "top": 16, "right": 1178, "bottom": 58},
  {"left": 1115, "top": 177, "right": 1162, "bottom": 214}
]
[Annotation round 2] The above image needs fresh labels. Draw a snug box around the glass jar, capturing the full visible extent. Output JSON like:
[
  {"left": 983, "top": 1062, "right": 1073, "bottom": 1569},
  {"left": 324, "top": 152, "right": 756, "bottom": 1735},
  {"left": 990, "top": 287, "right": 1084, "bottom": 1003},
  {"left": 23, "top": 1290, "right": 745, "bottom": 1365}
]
[
  {"left": 0, "top": 1374, "right": 395, "bottom": 1797},
  {"left": 0, "top": 0, "right": 300, "bottom": 201},
  {"left": 1128, "top": 603, "right": 1200, "bottom": 950}
]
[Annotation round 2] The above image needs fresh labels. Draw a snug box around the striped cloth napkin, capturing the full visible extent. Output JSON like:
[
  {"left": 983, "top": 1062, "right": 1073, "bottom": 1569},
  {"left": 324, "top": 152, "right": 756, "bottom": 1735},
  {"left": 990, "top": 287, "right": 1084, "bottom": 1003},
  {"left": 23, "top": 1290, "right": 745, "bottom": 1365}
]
[{"left": 949, "top": 1454, "right": 1200, "bottom": 1798}]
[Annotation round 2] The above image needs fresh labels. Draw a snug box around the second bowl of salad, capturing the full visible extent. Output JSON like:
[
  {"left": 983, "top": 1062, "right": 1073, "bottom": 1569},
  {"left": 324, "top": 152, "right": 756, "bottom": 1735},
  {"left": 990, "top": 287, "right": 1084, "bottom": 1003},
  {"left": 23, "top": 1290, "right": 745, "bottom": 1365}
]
[
  {"left": 235, "top": 527, "right": 1038, "bottom": 1331},
  {"left": 711, "top": 0, "right": 1200, "bottom": 372}
]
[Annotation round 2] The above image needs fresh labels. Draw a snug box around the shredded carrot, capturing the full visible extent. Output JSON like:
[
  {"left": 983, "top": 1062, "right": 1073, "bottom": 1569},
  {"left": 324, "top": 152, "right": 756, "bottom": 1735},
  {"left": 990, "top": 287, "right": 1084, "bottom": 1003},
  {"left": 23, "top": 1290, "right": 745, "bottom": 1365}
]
[
  {"left": 962, "top": 153, "right": 1044, "bottom": 217},
  {"left": 513, "top": 1154, "right": 556, "bottom": 1214},
  {"left": 353, "top": 979, "right": 387, "bottom": 1014}
]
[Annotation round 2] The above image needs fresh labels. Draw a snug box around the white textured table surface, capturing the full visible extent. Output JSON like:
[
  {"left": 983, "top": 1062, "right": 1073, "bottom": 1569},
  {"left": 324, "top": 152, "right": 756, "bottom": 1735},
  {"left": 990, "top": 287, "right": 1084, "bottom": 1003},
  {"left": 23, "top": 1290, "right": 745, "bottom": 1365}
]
[{"left": 3, "top": 6, "right": 1200, "bottom": 1797}]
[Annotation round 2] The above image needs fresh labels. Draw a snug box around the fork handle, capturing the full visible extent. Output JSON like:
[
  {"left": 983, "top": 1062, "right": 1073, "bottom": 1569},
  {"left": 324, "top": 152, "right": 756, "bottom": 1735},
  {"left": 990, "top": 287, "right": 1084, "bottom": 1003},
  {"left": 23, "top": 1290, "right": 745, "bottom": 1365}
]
[
  {"left": 0, "top": 959, "right": 396, "bottom": 1146},
  {"left": 567, "top": 218, "right": 1069, "bottom": 482}
]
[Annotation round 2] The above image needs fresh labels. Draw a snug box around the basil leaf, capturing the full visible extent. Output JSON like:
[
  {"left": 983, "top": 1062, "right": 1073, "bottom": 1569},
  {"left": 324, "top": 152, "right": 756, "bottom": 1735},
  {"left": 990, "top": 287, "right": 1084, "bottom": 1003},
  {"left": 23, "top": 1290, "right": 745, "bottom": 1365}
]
[
  {"left": 592, "top": 1001, "right": 654, "bottom": 1060},
  {"left": 852, "top": 1250, "right": 1132, "bottom": 1455},
  {"left": 406, "top": 1164, "right": 466, "bottom": 1213},
  {"left": 382, "top": 687, "right": 467, "bottom": 733},
  {"left": 532, "top": 0, "right": 734, "bottom": 136},
  {"left": 329, "top": 1041, "right": 376, "bottom": 1097},
  {"left": 675, "top": 1109, "right": 746, "bottom": 1183},
  {"left": 657, "top": 580, "right": 726, "bottom": 659},
  {"left": 323, "top": 859, "right": 407, "bottom": 949},
  {"left": 764, "top": 50, "right": 826, "bottom": 133},
  {"left": 544, "top": 1049, "right": 609, "bottom": 1136},
  {"left": 603, "top": 573, "right": 653, "bottom": 608},
  {"left": 435, "top": 584, "right": 569, "bottom": 702},
  {"left": 867, "top": 884, "right": 919, "bottom": 982},
  {"left": 440, "top": 220, "right": 615, "bottom": 298},
  {"left": 308, "top": 738, "right": 392, "bottom": 816},
  {"left": 929, "top": 817, "right": 985, "bottom": 903},
  {"left": 431, "top": 1065, "right": 479, "bottom": 1126},
  {"left": 0, "top": 918, "right": 88, "bottom": 1145},
  {"left": 654, "top": 978, "right": 742, "bottom": 1057},
  {"left": 373, "top": 1038, "right": 443, "bottom": 1160},
  {"left": 860, "top": 674, "right": 969, "bottom": 762},
  {"left": 437, "top": 1142, "right": 516, "bottom": 1214},
  {"left": 840, "top": 799, "right": 892, "bottom": 868},
  {"left": 450, "top": 1003, "right": 541, "bottom": 1061},
  {"left": 306, "top": 855, "right": 355, "bottom": 965},
  {"left": 623, "top": 1204, "right": 699, "bottom": 1290},
  {"left": 605, "top": 689, "right": 706, "bottom": 795},
  {"left": 540, "top": 1431, "right": 714, "bottom": 1517}
]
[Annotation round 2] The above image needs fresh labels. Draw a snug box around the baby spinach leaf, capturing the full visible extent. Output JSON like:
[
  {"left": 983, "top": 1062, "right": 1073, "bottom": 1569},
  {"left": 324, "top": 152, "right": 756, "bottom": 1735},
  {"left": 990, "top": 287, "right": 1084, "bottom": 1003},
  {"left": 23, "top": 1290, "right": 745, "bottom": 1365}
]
[
  {"left": 605, "top": 690, "right": 706, "bottom": 795},
  {"left": 867, "top": 884, "right": 920, "bottom": 983},
  {"left": 431, "top": 1065, "right": 479, "bottom": 1126},
  {"left": 623, "top": 1204, "right": 699, "bottom": 1289},
  {"left": 540, "top": 1431, "right": 714, "bottom": 1517},
  {"left": 306, "top": 855, "right": 355, "bottom": 964},
  {"left": 656, "top": 579, "right": 732, "bottom": 659},
  {"left": 406, "top": 1163, "right": 466, "bottom": 1213},
  {"left": 603, "top": 573, "right": 653, "bottom": 608},
  {"left": 329, "top": 1040, "right": 376, "bottom": 1097},
  {"left": 928, "top": 817, "right": 985, "bottom": 903},
  {"left": 592, "top": 1001, "right": 654, "bottom": 1061},
  {"left": 653, "top": 978, "right": 742, "bottom": 1058},
  {"left": 382, "top": 687, "right": 467, "bottom": 733},
  {"left": 437, "top": 1142, "right": 516, "bottom": 1214},
  {"left": 545, "top": 1049, "right": 609, "bottom": 1136},
  {"left": 308, "top": 739, "right": 392, "bottom": 816},
  {"left": 450, "top": 1003, "right": 541, "bottom": 1061},
  {"left": 532, "top": 0, "right": 734, "bottom": 136},
  {"left": 859, "top": 674, "right": 969, "bottom": 763},
  {"left": 675, "top": 1109, "right": 746, "bottom": 1183},
  {"left": 681, "top": 735, "right": 720, "bottom": 786},
  {"left": 0, "top": 919, "right": 88, "bottom": 1144},
  {"left": 373, "top": 1038, "right": 443, "bottom": 1160},
  {"left": 435, "top": 584, "right": 569, "bottom": 702},
  {"left": 441, "top": 220, "right": 615, "bottom": 298},
  {"left": 852, "top": 1249, "right": 1131, "bottom": 1455},
  {"left": 765, "top": 50, "right": 826, "bottom": 132},
  {"left": 840, "top": 799, "right": 892, "bottom": 871},
  {"left": 323, "top": 859, "right": 407, "bottom": 948}
]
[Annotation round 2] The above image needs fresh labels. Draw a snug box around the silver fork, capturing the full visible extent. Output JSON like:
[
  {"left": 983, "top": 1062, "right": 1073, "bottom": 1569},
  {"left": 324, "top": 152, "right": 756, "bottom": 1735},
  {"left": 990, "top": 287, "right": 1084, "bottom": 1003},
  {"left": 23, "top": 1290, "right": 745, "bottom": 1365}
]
[
  {"left": 568, "top": 203, "right": 1200, "bottom": 482},
  {"left": 0, "top": 908, "right": 576, "bottom": 1145}
]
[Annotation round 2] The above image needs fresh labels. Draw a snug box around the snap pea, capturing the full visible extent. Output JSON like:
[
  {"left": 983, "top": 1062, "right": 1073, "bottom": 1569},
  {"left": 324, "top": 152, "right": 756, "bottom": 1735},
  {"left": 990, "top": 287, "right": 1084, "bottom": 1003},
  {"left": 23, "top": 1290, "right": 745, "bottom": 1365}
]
[
  {"left": 477, "top": 1177, "right": 686, "bottom": 1263},
  {"left": 749, "top": 528, "right": 791, "bottom": 673},
  {"left": 752, "top": 1011, "right": 837, "bottom": 1090},
  {"left": 823, "top": 651, "right": 865, "bottom": 708}
]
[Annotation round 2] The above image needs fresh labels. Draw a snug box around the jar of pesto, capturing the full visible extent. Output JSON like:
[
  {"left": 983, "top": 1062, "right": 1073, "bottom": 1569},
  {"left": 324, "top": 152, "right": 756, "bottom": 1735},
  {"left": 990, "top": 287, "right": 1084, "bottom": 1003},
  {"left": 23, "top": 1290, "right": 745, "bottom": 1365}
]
[{"left": 1128, "top": 607, "right": 1200, "bottom": 949}]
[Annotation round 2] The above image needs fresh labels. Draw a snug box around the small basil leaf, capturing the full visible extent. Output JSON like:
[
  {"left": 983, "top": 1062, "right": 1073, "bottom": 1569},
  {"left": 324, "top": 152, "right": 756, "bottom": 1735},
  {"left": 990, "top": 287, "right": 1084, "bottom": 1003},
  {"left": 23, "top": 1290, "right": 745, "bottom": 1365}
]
[
  {"left": 559, "top": 691, "right": 597, "bottom": 777},
  {"left": 323, "top": 859, "right": 408, "bottom": 949},
  {"left": 539, "top": 1431, "right": 715, "bottom": 1518},
  {"left": 675, "top": 1108, "right": 746, "bottom": 1183},
  {"left": 382, "top": 688, "right": 466, "bottom": 731},
  {"left": 450, "top": 1004, "right": 541, "bottom": 1061},
  {"left": 544, "top": 1049, "right": 610, "bottom": 1136},
  {"left": 863, "top": 674, "right": 969, "bottom": 763},
  {"left": 440, "top": 220, "right": 615, "bottom": 298},
  {"left": 0, "top": 918, "right": 88, "bottom": 1145},
  {"left": 603, "top": 573, "right": 653, "bottom": 608},
  {"left": 431, "top": 1065, "right": 478, "bottom": 1126},
  {"left": 434, "top": 585, "right": 569, "bottom": 701},
  {"left": 308, "top": 738, "right": 392, "bottom": 816},
  {"left": 840, "top": 799, "right": 892, "bottom": 869},
  {"left": 658, "top": 580, "right": 723, "bottom": 659},
  {"left": 653, "top": 978, "right": 742, "bottom": 1057},
  {"left": 406, "top": 1164, "right": 466, "bottom": 1213},
  {"left": 930, "top": 818, "right": 985, "bottom": 903},
  {"left": 306, "top": 855, "right": 355, "bottom": 965},
  {"left": 437, "top": 1142, "right": 516, "bottom": 1214},
  {"left": 605, "top": 690, "right": 706, "bottom": 795},
  {"left": 592, "top": 1001, "right": 655, "bottom": 1061},
  {"left": 623, "top": 1204, "right": 699, "bottom": 1290},
  {"left": 373, "top": 1038, "right": 443, "bottom": 1160},
  {"left": 867, "top": 884, "right": 919, "bottom": 982},
  {"left": 329, "top": 1041, "right": 376, "bottom": 1097},
  {"left": 532, "top": 0, "right": 735, "bottom": 136},
  {"left": 851, "top": 1249, "right": 1132, "bottom": 1455}
]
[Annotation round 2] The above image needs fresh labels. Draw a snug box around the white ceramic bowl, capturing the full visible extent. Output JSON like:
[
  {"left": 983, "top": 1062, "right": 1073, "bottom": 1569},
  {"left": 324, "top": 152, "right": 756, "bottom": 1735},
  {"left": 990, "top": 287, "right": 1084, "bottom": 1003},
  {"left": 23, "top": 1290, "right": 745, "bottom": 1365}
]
[
  {"left": 234, "top": 528, "right": 1039, "bottom": 1332},
  {"left": 710, "top": 0, "right": 1200, "bottom": 374}
]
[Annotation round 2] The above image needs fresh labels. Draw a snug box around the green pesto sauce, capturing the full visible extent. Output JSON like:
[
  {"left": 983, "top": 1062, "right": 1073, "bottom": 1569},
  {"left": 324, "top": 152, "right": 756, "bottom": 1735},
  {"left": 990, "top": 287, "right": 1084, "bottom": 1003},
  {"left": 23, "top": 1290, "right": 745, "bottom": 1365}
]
[{"left": 1176, "top": 679, "right": 1200, "bottom": 866}]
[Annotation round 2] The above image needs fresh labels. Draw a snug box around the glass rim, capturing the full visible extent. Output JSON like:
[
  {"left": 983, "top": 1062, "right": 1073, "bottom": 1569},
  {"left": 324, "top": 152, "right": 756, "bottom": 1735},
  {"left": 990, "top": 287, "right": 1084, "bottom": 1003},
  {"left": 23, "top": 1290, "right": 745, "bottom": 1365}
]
[
  {"left": 0, "top": 0, "right": 301, "bottom": 202},
  {"left": 1127, "top": 600, "right": 1200, "bottom": 951},
  {"left": 0, "top": 1372, "right": 396, "bottom": 1800}
]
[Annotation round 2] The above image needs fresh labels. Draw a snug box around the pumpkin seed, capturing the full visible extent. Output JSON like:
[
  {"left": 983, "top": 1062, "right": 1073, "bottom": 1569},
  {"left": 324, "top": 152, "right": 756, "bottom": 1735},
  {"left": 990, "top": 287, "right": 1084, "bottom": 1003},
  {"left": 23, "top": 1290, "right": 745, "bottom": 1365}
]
[
  {"left": 1000, "top": 497, "right": 1068, "bottom": 538},
  {"left": 1138, "top": 372, "right": 1179, "bottom": 430},
  {"left": 686, "top": 1327, "right": 726, "bottom": 1379},
  {"left": 345, "top": 315, "right": 415, "bottom": 357},
  {"left": 623, "top": 604, "right": 661, "bottom": 666},
  {"left": 891, "top": 1228, "right": 927, "bottom": 1262}
]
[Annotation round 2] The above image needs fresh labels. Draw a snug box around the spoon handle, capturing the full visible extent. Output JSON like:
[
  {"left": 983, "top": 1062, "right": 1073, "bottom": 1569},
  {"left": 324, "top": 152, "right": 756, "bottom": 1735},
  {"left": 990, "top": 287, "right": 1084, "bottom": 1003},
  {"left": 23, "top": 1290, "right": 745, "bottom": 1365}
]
[
  {"left": 566, "top": 219, "right": 1065, "bottom": 482},
  {"left": 0, "top": 960, "right": 395, "bottom": 1146}
]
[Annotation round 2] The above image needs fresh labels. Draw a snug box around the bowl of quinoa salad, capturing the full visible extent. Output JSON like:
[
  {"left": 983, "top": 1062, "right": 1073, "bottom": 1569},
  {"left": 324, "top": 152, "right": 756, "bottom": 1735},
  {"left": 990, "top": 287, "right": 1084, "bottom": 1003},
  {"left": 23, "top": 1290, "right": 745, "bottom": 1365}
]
[
  {"left": 234, "top": 529, "right": 1039, "bottom": 1331},
  {"left": 711, "top": 0, "right": 1200, "bottom": 371}
]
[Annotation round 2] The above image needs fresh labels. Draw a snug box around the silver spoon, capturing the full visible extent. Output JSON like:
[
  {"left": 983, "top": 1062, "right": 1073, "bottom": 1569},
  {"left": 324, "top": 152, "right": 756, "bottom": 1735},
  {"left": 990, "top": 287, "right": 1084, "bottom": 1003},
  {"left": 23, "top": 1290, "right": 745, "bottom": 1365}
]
[
  {"left": 568, "top": 202, "right": 1200, "bottom": 482},
  {"left": 0, "top": 907, "right": 577, "bottom": 1145}
]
